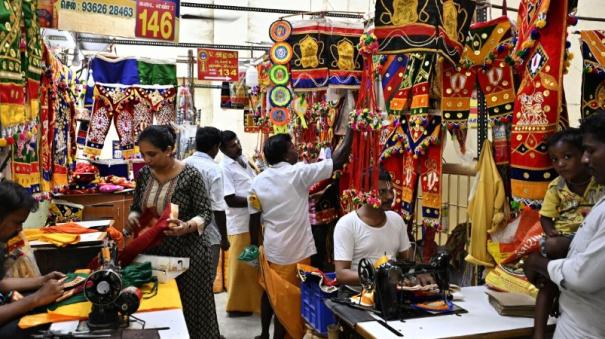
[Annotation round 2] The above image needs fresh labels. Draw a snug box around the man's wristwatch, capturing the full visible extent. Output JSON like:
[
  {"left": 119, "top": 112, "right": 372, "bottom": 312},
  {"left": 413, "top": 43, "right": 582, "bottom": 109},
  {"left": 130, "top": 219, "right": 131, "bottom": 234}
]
[{"left": 539, "top": 235, "right": 548, "bottom": 258}]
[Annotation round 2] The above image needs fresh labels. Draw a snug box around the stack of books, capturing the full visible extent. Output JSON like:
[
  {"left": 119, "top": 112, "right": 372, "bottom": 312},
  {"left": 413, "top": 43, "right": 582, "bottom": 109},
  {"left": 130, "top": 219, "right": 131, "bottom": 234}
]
[{"left": 485, "top": 290, "right": 536, "bottom": 317}]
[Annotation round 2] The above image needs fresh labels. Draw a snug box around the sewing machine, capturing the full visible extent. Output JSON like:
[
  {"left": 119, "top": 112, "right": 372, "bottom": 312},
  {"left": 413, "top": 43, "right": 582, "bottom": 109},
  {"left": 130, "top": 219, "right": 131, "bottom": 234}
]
[
  {"left": 358, "top": 252, "right": 452, "bottom": 320},
  {"left": 84, "top": 241, "right": 141, "bottom": 330}
]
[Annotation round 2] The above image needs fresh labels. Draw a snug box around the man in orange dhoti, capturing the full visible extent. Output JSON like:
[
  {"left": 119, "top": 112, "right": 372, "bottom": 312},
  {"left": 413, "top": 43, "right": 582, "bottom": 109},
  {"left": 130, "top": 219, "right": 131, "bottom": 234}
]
[{"left": 248, "top": 131, "right": 352, "bottom": 339}]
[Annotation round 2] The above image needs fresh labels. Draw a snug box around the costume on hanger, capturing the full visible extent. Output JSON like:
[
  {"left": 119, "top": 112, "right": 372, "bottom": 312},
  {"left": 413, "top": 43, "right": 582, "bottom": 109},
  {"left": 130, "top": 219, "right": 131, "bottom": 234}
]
[
  {"left": 373, "top": 0, "right": 476, "bottom": 65},
  {"left": 441, "top": 16, "right": 515, "bottom": 160},
  {"left": 85, "top": 84, "right": 136, "bottom": 159},
  {"left": 510, "top": 0, "right": 571, "bottom": 202},
  {"left": 580, "top": 30, "right": 605, "bottom": 118},
  {"left": 381, "top": 115, "right": 443, "bottom": 226},
  {"left": 82, "top": 56, "right": 177, "bottom": 159}
]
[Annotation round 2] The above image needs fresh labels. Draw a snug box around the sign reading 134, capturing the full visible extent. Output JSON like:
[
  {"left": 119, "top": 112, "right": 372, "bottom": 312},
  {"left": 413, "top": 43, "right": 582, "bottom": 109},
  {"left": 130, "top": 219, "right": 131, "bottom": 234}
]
[{"left": 135, "top": 0, "right": 180, "bottom": 41}]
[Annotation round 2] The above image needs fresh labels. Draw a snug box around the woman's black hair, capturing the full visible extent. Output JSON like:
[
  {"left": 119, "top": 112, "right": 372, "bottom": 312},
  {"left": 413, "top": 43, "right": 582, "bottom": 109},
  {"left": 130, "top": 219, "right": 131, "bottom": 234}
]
[
  {"left": 580, "top": 110, "right": 605, "bottom": 144},
  {"left": 0, "top": 180, "right": 38, "bottom": 221},
  {"left": 546, "top": 127, "right": 584, "bottom": 152},
  {"left": 263, "top": 134, "right": 292, "bottom": 165},
  {"left": 137, "top": 125, "right": 177, "bottom": 151},
  {"left": 220, "top": 130, "right": 237, "bottom": 146}
]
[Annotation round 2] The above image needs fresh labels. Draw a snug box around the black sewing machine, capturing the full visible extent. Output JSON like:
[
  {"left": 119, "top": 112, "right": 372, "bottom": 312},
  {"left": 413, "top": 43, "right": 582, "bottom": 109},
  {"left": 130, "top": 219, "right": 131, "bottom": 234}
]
[
  {"left": 358, "top": 252, "right": 453, "bottom": 320},
  {"left": 84, "top": 241, "right": 141, "bottom": 330}
]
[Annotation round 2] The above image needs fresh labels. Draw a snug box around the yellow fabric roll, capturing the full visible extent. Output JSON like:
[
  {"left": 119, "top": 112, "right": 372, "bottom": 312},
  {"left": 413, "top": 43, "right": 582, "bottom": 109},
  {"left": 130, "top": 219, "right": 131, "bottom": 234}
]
[
  {"left": 19, "top": 279, "right": 182, "bottom": 329},
  {"left": 466, "top": 140, "right": 506, "bottom": 267},
  {"left": 226, "top": 233, "right": 262, "bottom": 313},
  {"left": 22, "top": 229, "right": 80, "bottom": 247}
]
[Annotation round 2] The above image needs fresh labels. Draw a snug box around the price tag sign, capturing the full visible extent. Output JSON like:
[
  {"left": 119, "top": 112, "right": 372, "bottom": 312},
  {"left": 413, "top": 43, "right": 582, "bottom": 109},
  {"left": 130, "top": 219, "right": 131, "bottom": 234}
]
[
  {"left": 135, "top": 0, "right": 179, "bottom": 41},
  {"left": 197, "top": 49, "right": 239, "bottom": 81}
]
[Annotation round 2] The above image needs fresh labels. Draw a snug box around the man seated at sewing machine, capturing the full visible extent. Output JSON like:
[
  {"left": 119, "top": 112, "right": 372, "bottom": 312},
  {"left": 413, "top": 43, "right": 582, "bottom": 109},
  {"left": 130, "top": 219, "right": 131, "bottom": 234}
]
[
  {"left": 0, "top": 181, "right": 65, "bottom": 338},
  {"left": 334, "top": 170, "right": 431, "bottom": 286}
]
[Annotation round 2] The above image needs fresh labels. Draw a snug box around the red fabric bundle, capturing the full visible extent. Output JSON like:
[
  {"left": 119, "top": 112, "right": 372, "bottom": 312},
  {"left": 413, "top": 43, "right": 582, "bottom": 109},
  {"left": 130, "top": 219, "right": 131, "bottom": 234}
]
[
  {"left": 89, "top": 204, "right": 172, "bottom": 269},
  {"left": 118, "top": 205, "right": 173, "bottom": 266}
]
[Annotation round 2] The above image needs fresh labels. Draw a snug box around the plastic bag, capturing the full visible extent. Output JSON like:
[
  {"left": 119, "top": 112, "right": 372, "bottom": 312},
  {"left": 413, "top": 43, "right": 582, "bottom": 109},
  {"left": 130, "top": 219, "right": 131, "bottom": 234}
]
[{"left": 238, "top": 244, "right": 259, "bottom": 267}]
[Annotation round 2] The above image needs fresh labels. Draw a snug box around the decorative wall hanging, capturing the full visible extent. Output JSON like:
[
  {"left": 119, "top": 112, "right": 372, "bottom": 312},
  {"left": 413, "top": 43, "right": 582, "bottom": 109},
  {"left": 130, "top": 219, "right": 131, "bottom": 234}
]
[
  {"left": 580, "top": 30, "right": 605, "bottom": 118},
  {"left": 269, "top": 85, "right": 293, "bottom": 107},
  {"left": 441, "top": 16, "right": 515, "bottom": 158},
  {"left": 327, "top": 21, "right": 364, "bottom": 89},
  {"left": 269, "top": 65, "right": 290, "bottom": 86},
  {"left": 510, "top": 0, "right": 574, "bottom": 203},
  {"left": 270, "top": 42, "right": 294, "bottom": 65},
  {"left": 373, "top": 0, "right": 476, "bottom": 65},
  {"left": 0, "top": 0, "right": 43, "bottom": 128},
  {"left": 288, "top": 19, "right": 363, "bottom": 91},
  {"left": 269, "top": 107, "right": 291, "bottom": 127},
  {"left": 389, "top": 53, "right": 435, "bottom": 115},
  {"left": 269, "top": 20, "right": 292, "bottom": 42},
  {"left": 380, "top": 54, "right": 409, "bottom": 106}
]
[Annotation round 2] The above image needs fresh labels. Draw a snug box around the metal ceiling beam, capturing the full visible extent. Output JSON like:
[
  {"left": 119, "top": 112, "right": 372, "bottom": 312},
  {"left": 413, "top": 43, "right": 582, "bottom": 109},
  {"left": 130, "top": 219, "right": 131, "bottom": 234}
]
[
  {"left": 180, "top": 2, "right": 364, "bottom": 19},
  {"left": 77, "top": 36, "right": 270, "bottom": 51}
]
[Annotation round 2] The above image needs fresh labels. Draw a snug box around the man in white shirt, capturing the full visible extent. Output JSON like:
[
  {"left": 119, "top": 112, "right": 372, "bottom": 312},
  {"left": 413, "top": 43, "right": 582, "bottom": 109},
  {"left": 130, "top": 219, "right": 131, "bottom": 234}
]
[
  {"left": 219, "top": 130, "right": 262, "bottom": 317},
  {"left": 184, "top": 127, "right": 230, "bottom": 280},
  {"left": 249, "top": 130, "right": 352, "bottom": 339},
  {"left": 524, "top": 111, "right": 605, "bottom": 338},
  {"left": 333, "top": 171, "right": 412, "bottom": 285}
]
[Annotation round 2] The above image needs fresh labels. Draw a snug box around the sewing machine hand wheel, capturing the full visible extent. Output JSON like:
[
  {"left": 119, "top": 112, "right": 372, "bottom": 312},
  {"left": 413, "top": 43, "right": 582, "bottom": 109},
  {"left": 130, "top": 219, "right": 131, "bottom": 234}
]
[{"left": 358, "top": 258, "right": 376, "bottom": 291}]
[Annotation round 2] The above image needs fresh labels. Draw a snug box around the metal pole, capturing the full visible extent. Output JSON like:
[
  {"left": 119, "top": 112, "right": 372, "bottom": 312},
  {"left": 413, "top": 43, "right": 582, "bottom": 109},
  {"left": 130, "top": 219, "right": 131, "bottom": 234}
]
[{"left": 476, "top": 4, "right": 489, "bottom": 156}]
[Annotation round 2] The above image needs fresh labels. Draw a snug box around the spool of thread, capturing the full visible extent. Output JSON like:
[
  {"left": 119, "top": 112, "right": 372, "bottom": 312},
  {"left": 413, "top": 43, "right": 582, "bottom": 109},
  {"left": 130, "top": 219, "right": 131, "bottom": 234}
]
[{"left": 116, "top": 286, "right": 142, "bottom": 315}]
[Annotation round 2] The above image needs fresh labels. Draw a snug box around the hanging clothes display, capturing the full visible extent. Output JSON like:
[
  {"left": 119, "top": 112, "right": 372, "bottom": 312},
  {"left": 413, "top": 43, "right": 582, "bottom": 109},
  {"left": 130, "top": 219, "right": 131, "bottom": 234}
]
[
  {"left": 381, "top": 114, "right": 443, "bottom": 226},
  {"left": 379, "top": 54, "right": 408, "bottom": 105},
  {"left": 288, "top": 19, "right": 363, "bottom": 91},
  {"left": 441, "top": 16, "right": 515, "bottom": 159},
  {"left": 580, "top": 30, "right": 605, "bottom": 118},
  {"left": 389, "top": 53, "right": 436, "bottom": 114},
  {"left": 0, "top": 0, "right": 43, "bottom": 127},
  {"left": 82, "top": 55, "right": 177, "bottom": 159},
  {"left": 510, "top": 0, "right": 573, "bottom": 203},
  {"left": 373, "top": 0, "right": 476, "bottom": 65}
]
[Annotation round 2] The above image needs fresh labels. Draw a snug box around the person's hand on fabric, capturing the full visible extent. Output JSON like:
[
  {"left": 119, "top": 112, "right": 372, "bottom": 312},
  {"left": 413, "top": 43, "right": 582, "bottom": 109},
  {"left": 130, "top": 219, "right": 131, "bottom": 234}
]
[
  {"left": 43, "top": 271, "right": 66, "bottom": 283},
  {"left": 33, "top": 279, "right": 64, "bottom": 307},
  {"left": 220, "top": 237, "right": 230, "bottom": 251},
  {"left": 164, "top": 219, "right": 192, "bottom": 237},
  {"left": 126, "top": 212, "right": 141, "bottom": 235}
]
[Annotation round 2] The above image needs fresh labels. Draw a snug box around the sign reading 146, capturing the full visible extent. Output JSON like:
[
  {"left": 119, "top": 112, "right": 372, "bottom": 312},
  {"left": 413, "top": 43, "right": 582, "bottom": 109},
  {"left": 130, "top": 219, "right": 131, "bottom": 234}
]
[{"left": 135, "top": 0, "right": 180, "bottom": 41}]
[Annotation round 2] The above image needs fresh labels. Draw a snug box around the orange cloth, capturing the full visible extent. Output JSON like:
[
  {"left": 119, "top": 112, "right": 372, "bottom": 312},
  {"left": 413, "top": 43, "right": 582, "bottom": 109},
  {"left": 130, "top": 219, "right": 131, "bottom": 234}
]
[
  {"left": 226, "top": 233, "right": 262, "bottom": 313},
  {"left": 106, "top": 226, "right": 124, "bottom": 250},
  {"left": 43, "top": 223, "right": 96, "bottom": 234},
  {"left": 258, "top": 247, "right": 310, "bottom": 339}
]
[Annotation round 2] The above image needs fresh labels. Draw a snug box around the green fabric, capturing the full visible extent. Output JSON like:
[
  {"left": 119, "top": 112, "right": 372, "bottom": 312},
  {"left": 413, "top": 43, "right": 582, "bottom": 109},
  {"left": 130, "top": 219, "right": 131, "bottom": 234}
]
[
  {"left": 48, "top": 272, "right": 89, "bottom": 310},
  {"left": 137, "top": 60, "right": 177, "bottom": 86},
  {"left": 0, "top": 0, "right": 23, "bottom": 84}
]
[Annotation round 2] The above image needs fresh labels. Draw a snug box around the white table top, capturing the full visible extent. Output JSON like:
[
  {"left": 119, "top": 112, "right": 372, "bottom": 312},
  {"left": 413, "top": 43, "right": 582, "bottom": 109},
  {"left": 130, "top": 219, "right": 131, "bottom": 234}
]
[
  {"left": 356, "top": 286, "right": 554, "bottom": 339},
  {"left": 49, "top": 309, "right": 189, "bottom": 338}
]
